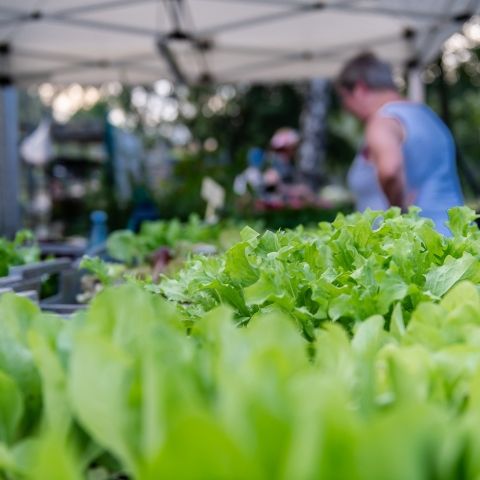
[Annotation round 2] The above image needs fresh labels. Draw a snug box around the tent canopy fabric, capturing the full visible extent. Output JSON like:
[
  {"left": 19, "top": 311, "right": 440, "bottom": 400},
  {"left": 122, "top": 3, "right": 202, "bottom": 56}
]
[{"left": 0, "top": 0, "right": 479, "bottom": 85}]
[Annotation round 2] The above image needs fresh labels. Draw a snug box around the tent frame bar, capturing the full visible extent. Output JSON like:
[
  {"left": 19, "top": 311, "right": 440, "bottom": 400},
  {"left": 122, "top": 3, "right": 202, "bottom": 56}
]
[{"left": 0, "top": 86, "right": 20, "bottom": 238}]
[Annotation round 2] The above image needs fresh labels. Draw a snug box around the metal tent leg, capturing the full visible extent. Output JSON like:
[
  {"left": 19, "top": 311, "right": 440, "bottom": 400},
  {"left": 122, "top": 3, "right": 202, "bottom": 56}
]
[
  {"left": 407, "top": 66, "right": 425, "bottom": 103},
  {"left": 299, "top": 78, "right": 330, "bottom": 189},
  {"left": 0, "top": 85, "right": 20, "bottom": 238}
]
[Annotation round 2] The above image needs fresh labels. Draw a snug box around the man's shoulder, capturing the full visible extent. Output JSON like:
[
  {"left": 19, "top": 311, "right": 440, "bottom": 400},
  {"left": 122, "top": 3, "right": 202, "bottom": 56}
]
[{"left": 366, "top": 115, "right": 404, "bottom": 145}]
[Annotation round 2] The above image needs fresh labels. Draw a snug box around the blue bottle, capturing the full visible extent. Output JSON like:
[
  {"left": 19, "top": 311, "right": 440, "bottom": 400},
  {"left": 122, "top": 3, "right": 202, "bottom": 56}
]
[{"left": 88, "top": 210, "right": 108, "bottom": 249}]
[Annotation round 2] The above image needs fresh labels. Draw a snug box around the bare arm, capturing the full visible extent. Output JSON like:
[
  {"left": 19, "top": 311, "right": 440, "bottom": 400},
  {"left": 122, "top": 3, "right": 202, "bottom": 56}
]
[{"left": 365, "top": 116, "right": 406, "bottom": 209}]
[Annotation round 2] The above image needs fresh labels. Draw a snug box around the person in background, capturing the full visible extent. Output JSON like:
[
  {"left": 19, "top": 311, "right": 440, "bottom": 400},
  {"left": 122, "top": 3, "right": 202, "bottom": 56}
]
[
  {"left": 267, "top": 127, "right": 300, "bottom": 186},
  {"left": 264, "top": 128, "right": 318, "bottom": 207},
  {"left": 336, "top": 52, "right": 464, "bottom": 235}
]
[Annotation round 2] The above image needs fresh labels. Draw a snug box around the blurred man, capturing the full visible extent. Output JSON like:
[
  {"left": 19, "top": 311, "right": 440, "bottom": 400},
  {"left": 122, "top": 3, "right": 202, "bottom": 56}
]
[
  {"left": 268, "top": 127, "right": 300, "bottom": 186},
  {"left": 263, "top": 128, "right": 319, "bottom": 207},
  {"left": 336, "top": 52, "right": 463, "bottom": 235}
]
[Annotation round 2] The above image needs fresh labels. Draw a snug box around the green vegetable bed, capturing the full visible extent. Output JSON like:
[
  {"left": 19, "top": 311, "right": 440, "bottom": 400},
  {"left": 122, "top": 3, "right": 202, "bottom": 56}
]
[
  {"left": 0, "top": 207, "right": 480, "bottom": 479},
  {"left": 157, "top": 207, "right": 480, "bottom": 338}
]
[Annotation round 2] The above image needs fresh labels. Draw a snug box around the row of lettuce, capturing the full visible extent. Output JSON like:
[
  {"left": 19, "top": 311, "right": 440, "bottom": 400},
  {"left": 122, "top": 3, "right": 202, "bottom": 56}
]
[
  {"left": 0, "top": 230, "right": 39, "bottom": 277},
  {"left": 1, "top": 207, "right": 480, "bottom": 478},
  {"left": 91, "top": 206, "right": 480, "bottom": 336}
]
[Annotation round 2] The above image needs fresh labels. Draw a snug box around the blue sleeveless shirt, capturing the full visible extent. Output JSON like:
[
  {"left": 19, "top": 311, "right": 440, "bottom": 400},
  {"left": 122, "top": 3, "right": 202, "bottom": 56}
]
[{"left": 347, "top": 101, "right": 464, "bottom": 236}]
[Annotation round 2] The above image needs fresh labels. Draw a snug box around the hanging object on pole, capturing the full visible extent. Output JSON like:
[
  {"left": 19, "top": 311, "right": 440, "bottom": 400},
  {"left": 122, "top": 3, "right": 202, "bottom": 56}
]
[
  {"left": 20, "top": 119, "right": 53, "bottom": 239},
  {"left": 20, "top": 119, "right": 52, "bottom": 166}
]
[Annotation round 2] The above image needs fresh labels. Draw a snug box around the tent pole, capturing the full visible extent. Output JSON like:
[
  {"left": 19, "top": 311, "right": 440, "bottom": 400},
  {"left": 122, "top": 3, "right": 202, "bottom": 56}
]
[
  {"left": 436, "top": 59, "right": 480, "bottom": 196},
  {"left": 299, "top": 78, "right": 330, "bottom": 189},
  {"left": 407, "top": 65, "right": 425, "bottom": 103},
  {"left": 437, "top": 60, "right": 451, "bottom": 127},
  {"left": 0, "top": 85, "right": 20, "bottom": 238}
]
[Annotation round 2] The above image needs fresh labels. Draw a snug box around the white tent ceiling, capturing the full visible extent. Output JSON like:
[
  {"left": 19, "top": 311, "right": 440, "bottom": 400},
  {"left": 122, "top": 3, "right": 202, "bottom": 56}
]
[{"left": 0, "top": 0, "right": 479, "bottom": 85}]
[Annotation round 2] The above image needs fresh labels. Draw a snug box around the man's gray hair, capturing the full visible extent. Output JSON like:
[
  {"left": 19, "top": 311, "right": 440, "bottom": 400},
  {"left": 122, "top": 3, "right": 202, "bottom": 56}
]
[{"left": 336, "top": 52, "right": 397, "bottom": 91}]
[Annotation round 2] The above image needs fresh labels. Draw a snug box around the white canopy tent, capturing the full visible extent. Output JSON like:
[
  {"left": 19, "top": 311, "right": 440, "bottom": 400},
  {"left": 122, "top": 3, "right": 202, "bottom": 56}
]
[
  {"left": 0, "top": 0, "right": 478, "bottom": 85},
  {"left": 0, "top": 0, "right": 479, "bottom": 236}
]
